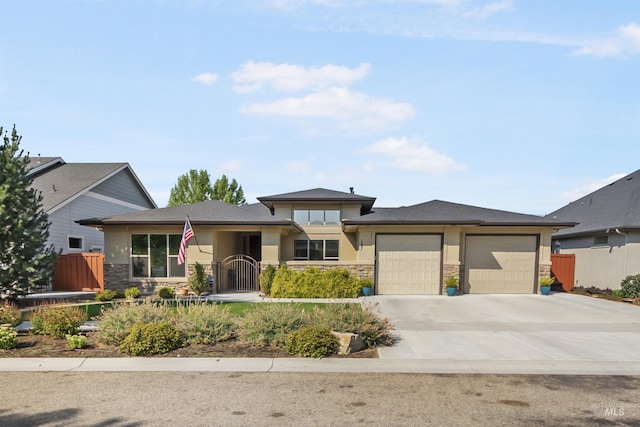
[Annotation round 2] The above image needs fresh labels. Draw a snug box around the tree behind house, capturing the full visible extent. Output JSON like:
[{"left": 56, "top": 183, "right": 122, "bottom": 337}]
[
  {"left": 167, "top": 170, "right": 246, "bottom": 206},
  {"left": 0, "top": 126, "right": 57, "bottom": 300}
]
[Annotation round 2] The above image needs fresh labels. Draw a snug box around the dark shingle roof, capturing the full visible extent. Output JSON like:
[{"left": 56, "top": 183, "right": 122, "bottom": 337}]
[
  {"left": 549, "top": 169, "right": 640, "bottom": 237},
  {"left": 258, "top": 188, "right": 376, "bottom": 212},
  {"left": 345, "top": 200, "right": 575, "bottom": 227},
  {"left": 78, "top": 201, "right": 299, "bottom": 229}
]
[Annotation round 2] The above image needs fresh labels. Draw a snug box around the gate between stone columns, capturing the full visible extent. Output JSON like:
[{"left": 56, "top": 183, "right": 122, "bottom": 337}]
[{"left": 218, "top": 255, "right": 259, "bottom": 292}]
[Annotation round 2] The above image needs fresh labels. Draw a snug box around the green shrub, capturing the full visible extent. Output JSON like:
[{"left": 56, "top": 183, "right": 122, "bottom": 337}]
[
  {"left": 0, "top": 326, "right": 18, "bottom": 349},
  {"left": 158, "top": 287, "right": 176, "bottom": 299},
  {"left": 238, "top": 303, "right": 312, "bottom": 347},
  {"left": 95, "top": 290, "right": 119, "bottom": 302},
  {"left": 124, "top": 287, "right": 141, "bottom": 299},
  {"left": 0, "top": 303, "right": 21, "bottom": 326},
  {"left": 188, "top": 262, "right": 209, "bottom": 296},
  {"left": 119, "top": 322, "right": 183, "bottom": 356},
  {"left": 285, "top": 325, "right": 338, "bottom": 358},
  {"left": 96, "top": 301, "right": 175, "bottom": 345},
  {"left": 620, "top": 274, "right": 640, "bottom": 299},
  {"left": 66, "top": 334, "right": 87, "bottom": 349},
  {"left": 176, "top": 302, "right": 237, "bottom": 345},
  {"left": 259, "top": 264, "right": 277, "bottom": 296},
  {"left": 612, "top": 289, "right": 625, "bottom": 298},
  {"left": 270, "top": 267, "right": 362, "bottom": 299},
  {"left": 28, "top": 306, "right": 88, "bottom": 338},
  {"left": 313, "top": 303, "right": 394, "bottom": 348}
]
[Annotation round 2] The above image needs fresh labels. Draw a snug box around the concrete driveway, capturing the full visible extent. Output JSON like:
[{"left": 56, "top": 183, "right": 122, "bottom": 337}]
[{"left": 369, "top": 293, "right": 640, "bottom": 362}]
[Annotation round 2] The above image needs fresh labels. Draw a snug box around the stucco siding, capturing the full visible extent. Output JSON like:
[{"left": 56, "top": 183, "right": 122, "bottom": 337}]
[{"left": 559, "top": 231, "right": 640, "bottom": 289}]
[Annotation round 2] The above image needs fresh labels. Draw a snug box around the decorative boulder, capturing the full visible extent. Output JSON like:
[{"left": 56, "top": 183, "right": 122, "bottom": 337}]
[{"left": 331, "top": 331, "right": 367, "bottom": 355}]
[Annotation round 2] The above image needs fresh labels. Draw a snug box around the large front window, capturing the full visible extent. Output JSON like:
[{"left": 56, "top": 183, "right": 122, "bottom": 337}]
[
  {"left": 131, "top": 234, "right": 185, "bottom": 278},
  {"left": 293, "top": 210, "right": 340, "bottom": 225},
  {"left": 294, "top": 239, "right": 339, "bottom": 260}
]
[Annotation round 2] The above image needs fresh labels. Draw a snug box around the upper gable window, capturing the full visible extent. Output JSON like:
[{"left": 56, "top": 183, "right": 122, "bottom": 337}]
[{"left": 293, "top": 210, "right": 340, "bottom": 226}]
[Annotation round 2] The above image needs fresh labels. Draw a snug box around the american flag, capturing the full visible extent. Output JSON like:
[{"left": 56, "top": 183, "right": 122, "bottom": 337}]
[{"left": 177, "top": 217, "right": 194, "bottom": 265}]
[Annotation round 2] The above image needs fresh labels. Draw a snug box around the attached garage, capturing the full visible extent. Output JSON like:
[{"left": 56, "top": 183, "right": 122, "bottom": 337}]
[
  {"left": 464, "top": 235, "right": 538, "bottom": 294},
  {"left": 376, "top": 234, "right": 442, "bottom": 295}
]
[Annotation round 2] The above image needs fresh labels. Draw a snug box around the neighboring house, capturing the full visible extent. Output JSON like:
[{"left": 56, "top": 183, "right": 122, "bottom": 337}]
[
  {"left": 27, "top": 156, "right": 157, "bottom": 255},
  {"left": 548, "top": 169, "right": 640, "bottom": 290},
  {"left": 79, "top": 188, "right": 574, "bottom": 295}
]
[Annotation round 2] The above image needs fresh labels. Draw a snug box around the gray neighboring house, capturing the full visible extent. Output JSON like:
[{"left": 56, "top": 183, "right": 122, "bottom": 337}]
[
  {"left": 27, "top": 156, "right": 157, "bottom": 255},
  {"left": 548, "top": 169, "right": 640, "bottom": 290},
  {"left": 80, "top": 188, "right": 574, "bottom": 295}
]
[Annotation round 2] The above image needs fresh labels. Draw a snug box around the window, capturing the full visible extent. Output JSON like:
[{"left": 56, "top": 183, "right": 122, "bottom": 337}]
[
  {"left": 593, "top": 235, "right": 608, "bottom": 246},
  {"left": 131, "top": 234, "right": 185, "bottom": 278},
  {"left": 68, "top": 236, "right": 83, "bottom": 250},
  {"left": 294, "top": 240, "right": 339, "bottom": 260},
  {"left": 293, "top": 210, "right": 340, "bottom": 225}
]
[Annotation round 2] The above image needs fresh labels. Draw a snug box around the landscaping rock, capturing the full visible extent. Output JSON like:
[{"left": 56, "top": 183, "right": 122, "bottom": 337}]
[{"left": 331, "top": 331, "right": 366, "bottom": 355}]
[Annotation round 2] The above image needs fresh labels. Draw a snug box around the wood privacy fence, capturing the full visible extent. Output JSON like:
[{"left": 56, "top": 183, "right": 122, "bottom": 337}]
[
  {"left": 53, "top": 253, "right": 105, "bottom": 292},
  {"left": 551, "top": 254, "right": 575, "bottom": 291}
]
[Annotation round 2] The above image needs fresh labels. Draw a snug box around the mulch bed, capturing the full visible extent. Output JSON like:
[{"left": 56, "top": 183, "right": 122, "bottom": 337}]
[{"left": 0, "top": 332, "right": 378, "bottom": 359}]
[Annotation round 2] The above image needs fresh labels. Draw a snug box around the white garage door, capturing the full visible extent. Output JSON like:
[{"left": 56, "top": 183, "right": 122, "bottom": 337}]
[
  {"left": 465, "top": 235, "right": 537, "bottom": 294},
  {"left": 376, "top": 234, "right": 442, "bottom": 295}
]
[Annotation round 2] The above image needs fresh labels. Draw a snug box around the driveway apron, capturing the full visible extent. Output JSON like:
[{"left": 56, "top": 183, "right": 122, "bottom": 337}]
[{"left": 368, "top": 293, "right": 640, "bottom": 362}]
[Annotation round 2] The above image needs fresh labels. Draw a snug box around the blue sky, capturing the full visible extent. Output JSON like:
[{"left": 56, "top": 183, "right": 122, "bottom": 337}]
[{"left": 2, "top": 0, "right": 639, "bottom": 214}]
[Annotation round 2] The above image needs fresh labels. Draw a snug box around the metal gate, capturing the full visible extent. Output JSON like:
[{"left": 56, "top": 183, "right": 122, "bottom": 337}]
[{"left": 219, "top": 255, "right": 259, "bottom": 292}]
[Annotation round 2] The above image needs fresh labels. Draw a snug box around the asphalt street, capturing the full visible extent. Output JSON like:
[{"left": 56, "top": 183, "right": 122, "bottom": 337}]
[{"left": 1, "top": 372, "right": 639, "bottom": 426}]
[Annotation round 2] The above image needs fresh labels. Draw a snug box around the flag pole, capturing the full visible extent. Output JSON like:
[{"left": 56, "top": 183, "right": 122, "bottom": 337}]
[{"left": 186, "top": 215, "right": 212, "bottom": 255}]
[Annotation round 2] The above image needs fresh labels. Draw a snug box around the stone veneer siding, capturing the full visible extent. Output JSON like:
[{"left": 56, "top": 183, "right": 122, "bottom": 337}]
[
  {"left": 274, "top": 262, "right": 375, "bottom": 280},
  {"left": 104, "top": 262, "right": 212, "bottom": 295}
]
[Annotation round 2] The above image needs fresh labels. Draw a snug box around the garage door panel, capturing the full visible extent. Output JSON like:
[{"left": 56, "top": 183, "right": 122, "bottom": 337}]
[
  {"left": 377, "top": 235, "right": 441, "bottom": 295},
  {"left": 465, "top": 236, "right": 537, "bottom": 294}
]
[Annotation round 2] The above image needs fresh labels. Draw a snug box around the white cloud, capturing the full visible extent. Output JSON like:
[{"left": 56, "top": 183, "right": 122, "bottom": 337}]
[
  {"left": 285, "top": 160, "right": 310, "bottom": 173},
  {"left": 465, "top": 0, "right": 512, "bottom": 19},
  {"left": 218, "top": 160, "right": 242, "bottom": 173},
  {"left": 364, "top": 136, "right": 465, "bottom": 174},
  {"left": 191, "top": 72, "right": 219, "bottom": 85},
  {"left": 557, "top": 173, "right": 627, "bottom": 205},
  {"left": 230, "top": 62, "right": 370, "bottom": 93},
  {"left": 574, "top": 22, "right": 640, "bottom": 58},
  {"left": 240, "top": 87, "right": 415, "bottom": 131}
]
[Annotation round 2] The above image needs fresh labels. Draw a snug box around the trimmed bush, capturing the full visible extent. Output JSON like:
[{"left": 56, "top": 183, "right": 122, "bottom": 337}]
[
  {"left": 28, "top": 306, "right": 88, "bottom": 338},
  {"left": 95, "top": 290, "right": 119, "bottom": 302},
  {"left": 66, "top": 334, "right": 87, "bottom": 349},
  {"left": 313, "top": 303, "right": 394, "bottom": 348},
  {"left": 285, "top": 325, "right": 338, "bottom": 358},
  {"left": 0, "top": 326, "right": 18, "bottom": 349},
  {"left": 259, "top": 264, "right": 277, "bottom": 296},
  {"left": 0, "top": 303, "right": 21, "bottom": 327},
  {"left": 238, "top": 303, "right": 312, "bottom": 347},
  {"left": 158, "top": 287, "right": 176, "bottom": 299},
  {"left": 176, "top": 302, "right": 236, "bottom": 345},
  {"left": 96, "top": 301, "right": 175, "bottom": 345},
  {"left": 270, "top": 267, "right": 362, "bottom": 298},
  {"left": 124, "top": 287, "right": 141, "bottom": 299},
  {"left": 620, "top": 274, "right": 640, "bottom": 299},
  {"left": 119, "top": 322, "right": 183, "bottom": 356},
  {"left": 188, "top": 262, "right": 209, "bottom": 296}
]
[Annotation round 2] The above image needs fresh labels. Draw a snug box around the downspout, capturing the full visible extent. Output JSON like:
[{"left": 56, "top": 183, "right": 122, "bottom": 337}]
[{"left": 615, "top": 228, "right": 629, "bottom": 278}]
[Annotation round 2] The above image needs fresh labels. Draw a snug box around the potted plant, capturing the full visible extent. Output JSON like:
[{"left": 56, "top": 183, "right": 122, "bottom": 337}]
[
  {"left": 445, "top": 276, "right": 459, "bottom": 296},
  {"left": 360, "top": 278, "right": 374, "bottom": 297},
  {"left": 539, "top": 276, "right": 555, "bottom": 295}
]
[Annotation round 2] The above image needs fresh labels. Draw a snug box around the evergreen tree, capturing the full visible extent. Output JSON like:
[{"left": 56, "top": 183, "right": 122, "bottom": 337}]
[
  {"left": 212, "top": 174, "right": 246, "bottom": 206},
  {"left": 0, "top": 126, "right": 57, "bottom": 300}
]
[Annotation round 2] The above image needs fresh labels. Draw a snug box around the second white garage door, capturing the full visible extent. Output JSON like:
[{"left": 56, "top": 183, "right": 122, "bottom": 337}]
[
  {"left": 376, "top": 234, "right": 442, "bottom": 295},
  {"left": 464, "top": 235, "right": 537, "bottom": 294}
]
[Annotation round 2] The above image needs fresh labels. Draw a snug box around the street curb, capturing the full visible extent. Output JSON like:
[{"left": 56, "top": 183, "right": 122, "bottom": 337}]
[{"left": 2, "top": 358, "right": 640, "bottom": 375}]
